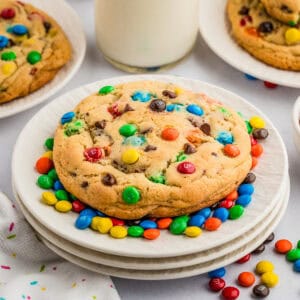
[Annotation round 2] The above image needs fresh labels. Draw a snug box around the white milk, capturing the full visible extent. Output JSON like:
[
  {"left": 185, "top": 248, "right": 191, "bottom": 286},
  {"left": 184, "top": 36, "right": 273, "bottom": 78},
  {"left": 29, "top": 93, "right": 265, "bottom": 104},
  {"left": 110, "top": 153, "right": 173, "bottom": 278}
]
[{"left": 95, "top": 0, "right": 199, "bottom": 71}]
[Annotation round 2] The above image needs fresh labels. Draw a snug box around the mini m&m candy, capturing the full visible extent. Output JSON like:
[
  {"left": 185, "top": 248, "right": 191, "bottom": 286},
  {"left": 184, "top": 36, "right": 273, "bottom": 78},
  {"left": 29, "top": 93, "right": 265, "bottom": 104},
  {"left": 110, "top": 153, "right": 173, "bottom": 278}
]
[
  {"left": 208, "top": 267, "right": 226, "bottom": 278},
  {"left": 184, "top": 226, "right": 202, "bottom": 237},
  {"left": 110, "top": 226, "right": 127, "bottom": 239},
  {"left": 255, "top": 261, "right": 274, "bottom": 274},
  {"left": 0, "top": 35, "right": 9, "bottom": 49},
  {"left": 27, "top": 51, "right": 42, "bottom": 64},
  {"left": 249, "top": 116, "right": 265, "bottom": 129},
  {"left": 161, "top": 127, "right": 179, "bottom": 141},
  {"left": 61, "top": 111, "right": 75, "bottom": 124},
  {"left": 99, "top": 85, "right": 115, "bottom": 95},
  {"left": 275, "top": 239, "right": 293, "bottom": 254},
  {"left": 260, "top": 272, "right": 279, "bottom": 288},
  {"left": 293, "top": 260, "right": 300, "bottom": 272},
  {"left": 186, "top": 104, "right": 204, "bottom": 116},
  {"left": 1, "top": 8, "right": 16, "bottom": 19},
  {"left": 97, "top": 218, "right": 113, "bottom": 234},
  {"left": 131, "top": 90, "right": 151, "bottom": 102},
  {"left": 1, "top": 51, "right": 16, "bottom": 61},
  {"left": 121, "top": 148, "right": 139, "bottom": 164},
  {"left": 119, "top": 124, "right": 137, "bottom": 137},
  {"left": 12, "top": 24, "right": 28, "bottom": 35},
  {"left": 238, "top": 271, "right": 255, "bottom": 287},
  {"left": 143, "top": 228, "right": 160, "bottom": 240},
  {"left": 41, "top": 191, "right": 57, "bottom": 206},
  {"left": 35, "top": 157, "right": 54, "bottom": 174},
  {"left": 177, "top": 162, "right": 196, "bottom": 174},
  {"left": 216, "top": 131, "right": 234, "bottom": 145},
  {"left": 55, "top": 200, "right": 72, "bottom": 213},
  {"left": 122, "top": 186, "right": 141, "bottom": 204}
]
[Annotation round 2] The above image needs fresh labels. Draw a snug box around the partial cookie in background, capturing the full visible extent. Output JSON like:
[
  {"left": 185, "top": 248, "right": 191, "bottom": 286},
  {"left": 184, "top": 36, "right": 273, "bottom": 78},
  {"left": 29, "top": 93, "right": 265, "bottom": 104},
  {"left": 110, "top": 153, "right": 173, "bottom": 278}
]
[
  {"left": 227, "top": 0, "right": 300, "bottom": 70},
  {"left": 0, "top": 0, "right": 72, "bottom": 104},
  {"left": 53, "top": 80, "right": 252, "bottom": 220},
  {"left": 261, "top": 0, "right": 300, "bottom": 24}
]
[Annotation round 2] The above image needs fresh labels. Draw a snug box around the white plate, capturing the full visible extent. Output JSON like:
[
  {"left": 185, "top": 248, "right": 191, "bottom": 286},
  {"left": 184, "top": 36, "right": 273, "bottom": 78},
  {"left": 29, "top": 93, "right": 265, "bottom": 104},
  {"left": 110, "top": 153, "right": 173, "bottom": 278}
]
[
  {"left": 0, "top": 0, "right": 86, "bottom": 118},
  {"left": 12, "top": 75, "right": 288, "bottom": 258},
  {"left": 13, "top": 175, "right": 289, "bottom": 270},
  {"left": 39, "top": 187, "right": 289, "bottom": 280},
  {"left": 199, "top": 0, "right": 300, "bottom": 88}
]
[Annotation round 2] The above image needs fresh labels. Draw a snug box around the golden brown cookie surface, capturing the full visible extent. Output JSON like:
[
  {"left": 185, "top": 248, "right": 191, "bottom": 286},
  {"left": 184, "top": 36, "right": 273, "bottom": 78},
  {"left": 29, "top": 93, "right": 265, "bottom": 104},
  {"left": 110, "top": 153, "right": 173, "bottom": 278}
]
[
  {"left": 227, "top": 0, "right": 300, "bottom": 70},
  {"left": 53, "top": 81, "right": 252, "bottom": 220},
  {"left": 0, "top": 0, "right": 72, "bottom": 104}
]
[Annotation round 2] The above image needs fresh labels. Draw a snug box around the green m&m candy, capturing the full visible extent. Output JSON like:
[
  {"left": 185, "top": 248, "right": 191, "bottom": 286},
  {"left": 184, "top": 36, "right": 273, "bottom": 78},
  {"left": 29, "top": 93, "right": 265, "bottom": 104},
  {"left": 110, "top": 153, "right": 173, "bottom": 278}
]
[
  {"left": 55, "top": 189, "right": 69, "bottom": 201},
  {"left": 44, "top": 137, "right": 54, "bottom": 150},
  {"left": 119, "top": 124, "right": 137, "bottom": 137},
  {"left": 27, "top": 51, "right": 42, "bottom": 65},
  {"left": 48, "top": 169, "right": 58, "bottom": 181},
  {"left": 122, "top": 186, "right": 141, "bottom": 204},
  {"left": 169, "top": 217, "right": 187, "bottom": 235},
  {"left": 37, "top": 175, "right": 53, "bottom": 189},
  {"left": 286, "top": 248, "right": 300, "bottom": 262},
  {"left": 128, "top": 225, "right": 144, "bottom": 237},
  {"left": 98, "top": 85, "right": 115, "bottom": 95},
  {"left": 1, "top": 51, "right": 16, "bottom": 61},
  {"left": 229, "top": 205, "right": 244, "bottom": 220},
  {"left": 149, "top": 173, "right": 166, "bottom": 184}
]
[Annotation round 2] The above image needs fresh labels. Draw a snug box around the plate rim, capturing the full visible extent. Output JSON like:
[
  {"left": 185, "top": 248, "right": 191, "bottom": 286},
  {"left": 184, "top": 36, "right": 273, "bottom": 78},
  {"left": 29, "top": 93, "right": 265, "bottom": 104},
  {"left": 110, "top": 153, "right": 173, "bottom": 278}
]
[
  {"left": 199, "top": 0, "right": 300, "bottom": 88},
  {"left": 0, "top": 0, "right": 86, "bottom": 118},
  {"left": 11, "top": 74, "right": 289, "bottom": 258}
]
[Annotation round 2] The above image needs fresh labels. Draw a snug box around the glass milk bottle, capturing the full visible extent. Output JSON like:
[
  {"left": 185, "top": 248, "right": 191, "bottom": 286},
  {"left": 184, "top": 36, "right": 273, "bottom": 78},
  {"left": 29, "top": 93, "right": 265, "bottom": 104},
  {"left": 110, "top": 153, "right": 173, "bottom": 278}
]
[{"left": 95, "top": 0, "right": 199, "bottom": 72}]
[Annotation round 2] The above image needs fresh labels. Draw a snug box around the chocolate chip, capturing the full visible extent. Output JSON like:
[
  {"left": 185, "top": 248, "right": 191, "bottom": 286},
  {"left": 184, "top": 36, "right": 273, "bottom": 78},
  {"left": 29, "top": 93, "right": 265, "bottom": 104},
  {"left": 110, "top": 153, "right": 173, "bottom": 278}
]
[
  {"left": 200, "top": 123, "right": 211, "bottom": 135},
  {"left": 29, "top": 67, "right": 37, "bottom": 76},
  {"left": 239, "top": 6, "right": 249, "bottom": 15},
  {"left": 162, "top": 90, "right": 177, "bottom": 98},
  {"left": 281, "top": 4, "right": 292, "bottom": 13},
  {"left": 211, "top": 152, "right": 218, "bottom": 157},
  {"left": 43, "top": 21, "right": 52, "bottom": 33},
  {"left": 140, "top": 127, "right": 153, "bottom": 134},
  {"left": 144, "top": 145, "right": 157, "bottom": 152},
  {"left": 263, "top": 232, "right": 275, "bottom": 244},
  {"left": 210, "top": 202, "right": 219, "bottom": 210},
  {"left": 252, "top": 128, "right": 269, "bottom": 140},
  {"left": 95, "top": 120, "right": 106, "bottom": 129},
  {"left": 253, "top": 284, "right": 270, "bottom": 298},
  {"left": 124, "top": 103, "right": 134, "bottom": 112},
  {"left": 126, "top": 220, "right": 141, "bottom": 226},
  {"left": 184, "top": 143, "right": 196, "bottom": 154},
  {"left": 243, "top": 172, "right": 256, "bottom": 184},
  {"left": 8, "top": 39, "right": 16, "bottom": 47},
  {"left": 102, "top": 173, "right": 117, "bottom": 186},
  {"left": 149, "top": 99, "right": 166, "bottom": 112},
  {"left": 81, "top": 181, "right": 89, "bottom": 188},
  {"left": 69, "top": 172, "right": 77, "bottom": 177},
  {"left": 252, "top": 244, "right": 265, "bottom": 254},
  {"left": 258, "top": 22, "right": 274, "bottom": 33}
]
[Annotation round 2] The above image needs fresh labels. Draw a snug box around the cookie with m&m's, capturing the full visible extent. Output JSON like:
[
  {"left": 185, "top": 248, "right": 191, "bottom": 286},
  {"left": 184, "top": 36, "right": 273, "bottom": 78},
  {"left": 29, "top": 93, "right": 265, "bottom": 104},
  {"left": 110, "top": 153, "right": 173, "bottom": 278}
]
[
  {"left": 227, "top": 0, "right": 300, "bottom": 70},
  {"left": 0, "top": 0, "right": 71, "bottom": 104},
  {"left": 53, "top": 81, "right": 252, "bottom": 220}
]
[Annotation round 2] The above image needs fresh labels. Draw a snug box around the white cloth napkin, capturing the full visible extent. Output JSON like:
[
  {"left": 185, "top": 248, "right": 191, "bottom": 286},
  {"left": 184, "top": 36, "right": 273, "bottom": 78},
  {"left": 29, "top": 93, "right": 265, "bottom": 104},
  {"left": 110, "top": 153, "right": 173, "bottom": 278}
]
[{"left": 0, "top": 192, "right": 120, "bottom": 300}]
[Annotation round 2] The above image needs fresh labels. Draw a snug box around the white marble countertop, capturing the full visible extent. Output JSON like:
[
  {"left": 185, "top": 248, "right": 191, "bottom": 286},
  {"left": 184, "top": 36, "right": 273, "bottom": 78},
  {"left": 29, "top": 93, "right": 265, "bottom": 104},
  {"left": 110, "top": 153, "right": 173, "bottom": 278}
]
[{"left": 1, "top": 0, "right": 300, "bottom": 299}]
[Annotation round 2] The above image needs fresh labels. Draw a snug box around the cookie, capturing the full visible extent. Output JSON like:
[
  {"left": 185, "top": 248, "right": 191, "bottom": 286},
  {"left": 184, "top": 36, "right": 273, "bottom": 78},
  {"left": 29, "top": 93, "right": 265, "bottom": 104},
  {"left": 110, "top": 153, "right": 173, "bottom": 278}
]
[
  {"left": 0, "top": 0, "right": 72, "bottom": 104},
  {"left": 227, "top": 0, "right": 300, "bottom": 70},
  {"left": 53, "top": 81, "right": 252, "bottom": 220},
  {"left": 261, "top": 0, "right": 300, "bottom": 24}
]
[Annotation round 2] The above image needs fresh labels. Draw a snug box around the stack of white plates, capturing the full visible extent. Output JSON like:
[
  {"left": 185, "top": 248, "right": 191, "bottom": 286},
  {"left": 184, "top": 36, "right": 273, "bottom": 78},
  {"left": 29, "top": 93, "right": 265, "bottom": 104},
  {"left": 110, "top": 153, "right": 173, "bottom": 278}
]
[{"left": 12, "top": 76, "right": 290, "bottom": 280}]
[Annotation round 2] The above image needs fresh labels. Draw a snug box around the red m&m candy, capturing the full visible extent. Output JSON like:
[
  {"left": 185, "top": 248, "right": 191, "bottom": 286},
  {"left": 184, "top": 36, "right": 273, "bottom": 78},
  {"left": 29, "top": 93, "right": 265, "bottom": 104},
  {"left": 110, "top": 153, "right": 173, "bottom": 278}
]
[
  {"left": 222, "top": 286, "right": 240, "bottom": 300},
  {"left": 1, "top": 8, "right": 16, "bottom": 19},
  {"left": 177, "top": 162, "right": 196, "bottom": 174},
  {"left": 209, "top": 277, "right": 226, "bottom": 292},
  {"left": 72, "top": 200, "right": 86, "bottom": 213},
  {"left": 84, "top": 147, "right": 103, "bottom": 162}
]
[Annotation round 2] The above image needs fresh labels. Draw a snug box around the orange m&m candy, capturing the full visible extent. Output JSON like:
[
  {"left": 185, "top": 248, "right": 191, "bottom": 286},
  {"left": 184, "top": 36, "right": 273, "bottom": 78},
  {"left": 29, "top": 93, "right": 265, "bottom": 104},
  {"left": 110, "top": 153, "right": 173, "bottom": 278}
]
[
  {"left": 35, "top": 157, "right": 54, "bottom": 174},
  {"left": 251, "top": 157, "right": 258, "bottom": 169},
  {"left": 224, "top": 144, "right": 240, "bottom": 157},
  {"left": 157, "top": 218, "right": 173, "bottom": 229},
  {"left": 143, "top": 228, "right": 160, "bottom": 240},
  {"left": 204, "top": 217, "right": 222, "bottom": 231},
  {"left": 275, "top": 239, "right": 293, "bottom": 254},
  {"left": 251, "top": 144, "right": 263, "bottom": 157},
  {"left": 161, "top": 127, "right": 179, "bottom": 141},
  {"left": 238, "top": 271, "right": 255, "bottom": 287}
]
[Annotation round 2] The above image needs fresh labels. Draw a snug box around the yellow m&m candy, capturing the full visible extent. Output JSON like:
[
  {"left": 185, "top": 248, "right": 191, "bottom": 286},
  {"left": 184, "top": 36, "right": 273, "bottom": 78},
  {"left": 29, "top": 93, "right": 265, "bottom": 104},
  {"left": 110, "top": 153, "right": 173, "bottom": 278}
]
[
  {"left": 41, "top": 191, "right": 57, "bottom": 206},
  {"left": 42, "top": 151, "right": 53, "bottom": 159},
  {"left": 1, "top": 62, "right": 16, "bottom": 76},
  {"left": 285, "top": 28, "right": 300, "bottom": 45},
  {"left": 184, "top": 226, "right": 202, "bottom": 238},
  {"left": 261, "top": 272, "right": 279, "bottom": 287},
  {"left": 110, "top": 226, "right": 127, "bottom": 239},
  {"left": 55, "top": 200, "right": 72, "bottom": 213},
  {"left": 97, "top": 217, "right": 113, "bottom": 234},
  {"left": 249, "top": 116, "right": 265, "bottom": 129},
  {"left": 121, "top": 149, "right": 139, "bottom": 164}
]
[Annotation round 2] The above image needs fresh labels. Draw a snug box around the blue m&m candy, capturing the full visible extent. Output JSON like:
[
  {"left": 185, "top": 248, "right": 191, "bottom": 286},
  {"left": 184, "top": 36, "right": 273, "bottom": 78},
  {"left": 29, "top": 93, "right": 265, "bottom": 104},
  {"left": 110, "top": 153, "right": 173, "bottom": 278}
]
[
  {"left": 244, "top": 73, "right": 258, "bottom": 81},
  {"left": 236, "top": 194, "right": 252, "bottom": 207},
  {"left": 79, "top": 208, "right": 97, "bottom": 218},
  {"left": 123, "top": 136, "right": 146, "bottom": 147},
  {"left": 186, "top": 104, "right": 204, "bottom": 116},
  {"left": 238, "top": 184, "right": 254, "bottom": 195},
  {"left": 194, "top": 207, "right": 211, "bottom": 219},
  {"left": 53, "top": 180, "right": 65, "bottom": 191},
  {"left": 0, "top": 35, "right": 9, "bottom": 49},
  {"left": 294, "top": 260, "right": 300, "bottom": 272},
  {"left": 75, "top": 215, "right": 92, "bottom": 229},
  {"left": 188, "top": 214, "right": 205, "bottom": 227},
  {"left": 216, "top": 131, "right": 234, "bottom": 145},
  {"left": 12, "top": 24, "right": 28, "bottom": 35},
  {"left": 213, "top": 207, "right": 229, "bottom": 222},
  {"left": 208, "top": 267, "right": 226, "bottom": 278},
  {"left": 131, "top": 91, "right": 151, "bottom": 102},
  {"left": 61, "top": 111, "right": 75, "bottom": 124},
  {"left": 139, "top": 220, "right": 157, "bottom": 229}
]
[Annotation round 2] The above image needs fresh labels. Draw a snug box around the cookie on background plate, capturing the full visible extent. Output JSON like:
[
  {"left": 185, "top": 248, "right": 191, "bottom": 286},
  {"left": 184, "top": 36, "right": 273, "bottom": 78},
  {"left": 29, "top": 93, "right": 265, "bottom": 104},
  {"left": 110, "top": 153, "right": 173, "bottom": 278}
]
[
  {"left": 261, "top": 0, "right": 300, "bottom": 24},
  {"left": 227, "top": 0, "right": 300, "bottom": 71},
  {"left": 53, "top": 81, "right": 252, "bottom": 220},
  {"left": 0, "top": 0, "right": 72, "bottom": 104}
]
